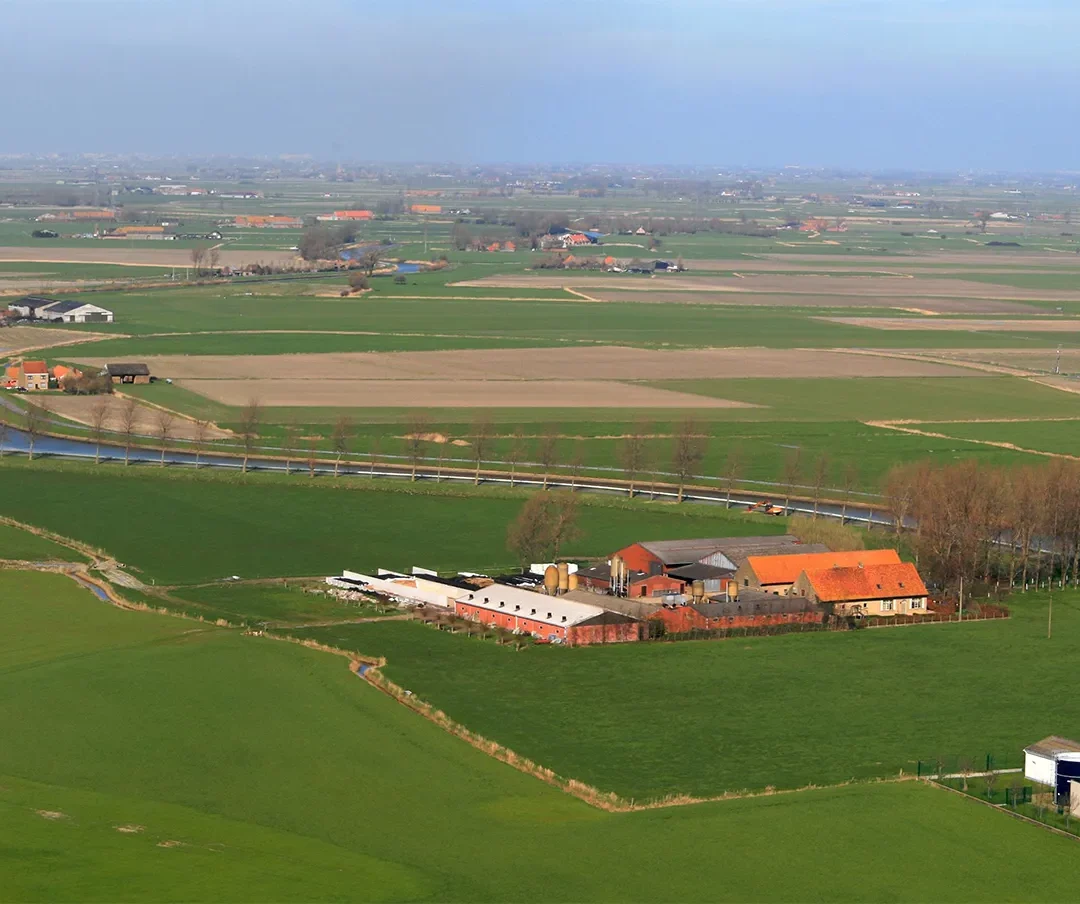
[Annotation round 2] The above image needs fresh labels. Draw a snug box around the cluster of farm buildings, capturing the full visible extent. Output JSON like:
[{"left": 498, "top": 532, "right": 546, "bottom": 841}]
[
  {"left": 330, "top": 536, "right": 928, "bottom": 647},
  {"left": 5, "top": 295, "right": 114, "bottom": 324},
  {"left": 3, "top": 358, "right": 150, "bottom": 391}
]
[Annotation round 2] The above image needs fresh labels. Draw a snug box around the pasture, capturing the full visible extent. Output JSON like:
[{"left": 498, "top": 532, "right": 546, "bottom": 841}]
[
  {"left": 288, "top": 587, "right": 1080, "bottom": 802},
  {"left": 0, "top": 460, "right": 785, "bottom": 584},
  {"left": 2, "top": 570, "right": 1078, "bottom": 901}
]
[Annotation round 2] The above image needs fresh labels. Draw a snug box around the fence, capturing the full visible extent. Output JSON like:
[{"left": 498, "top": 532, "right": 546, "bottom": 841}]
[{"left": 916, "top": 752, "right": 1023, "bottom": 779}]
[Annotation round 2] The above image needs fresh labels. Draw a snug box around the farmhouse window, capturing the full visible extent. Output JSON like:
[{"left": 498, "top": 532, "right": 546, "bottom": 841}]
[{"left": 881, "top": 600, "right": 895, "bottom": 612}]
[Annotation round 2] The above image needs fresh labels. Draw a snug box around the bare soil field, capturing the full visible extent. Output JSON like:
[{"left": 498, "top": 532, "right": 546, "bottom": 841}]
[
  {"left": 176, "top": 378, "right": 757, "bottom": 409},
  {"left": 0, "top": 246, "right": 298, "bottom": 268},
  {"left": 914, "top": 348, "right": 1080, "bottom": 373},
  {"left": 459, "top": 273, "right": 1080, "bottom": 302},
  {"left": 73, "top": 347, "right": 978, "bottom": 382},
  {"left": 0, "top": 326, "right": 112, "bottom": 355},
  {"left": 824, "top": 317, "right": 1080, "bottom": 332},
  {"left": 42, "top": 394, "right": 231, "bottom": 439},
  {"left": 589, "top": 290, "right": 1038, "bottom": 314},
  {"left": 752, "top": 252, "right": 1080, "bottom": 268}
]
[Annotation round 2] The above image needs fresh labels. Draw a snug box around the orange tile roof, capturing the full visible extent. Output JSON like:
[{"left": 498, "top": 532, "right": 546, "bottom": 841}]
[
  {"left": 5, "top": 366, "right": 20, "bottom": 381},
  {"left": 334, "top": 210, "right": 373, "bottom": 219},
  {"left": 804, "top": 562, "right": 927, "bottom": 603},
  {"left": 22, "top": 360, "right": 48, "bottom": 375},
  {"left": 748, "top": 549, "right": 900, "bottom": 585}
]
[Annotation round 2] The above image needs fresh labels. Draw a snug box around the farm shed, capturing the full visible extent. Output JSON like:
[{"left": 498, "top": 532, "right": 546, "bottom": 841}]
[
  {"left": 650, "top": 592, "right": 823, "bottom": 633},
  {"left": 33, "top": 299, "right": 114, "bottom": 323},
  {"left": 454, "top": 583, "right": 639, "bottom": 645},
  {"left": 1024, "top": 737, "right": 1080, "bottom": 803},
  {"left": 736, "top": 549, "right": 901, "bottom": 596},
  {"left": 103, "top": 362, "right": 151, "bottom": 384},
  {"left": 334, "top": 570, "right": 469, "bottom": 609},
  {"left": 613, "top": 536, "right": 827, "bottom": 578},
  {"left": 8, "top": 295, "right": 59, "bottom": 318},
  {"left": 791, "top": 562, "right": 928, "bottom": 616},
  {"left": 575, "top": 562, "right": 685, "bottom": 600}
]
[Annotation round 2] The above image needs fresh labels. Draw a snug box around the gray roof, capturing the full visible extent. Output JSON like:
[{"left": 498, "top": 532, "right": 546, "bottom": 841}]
[
  {"left": 1025, "top": 736, "right": 1080, "bottom": 758},
  {"left": 105, "top": 362, "right": 150, "bottom": 376},
  {"left": 38, "top": 299, "right": 86, "bottom": 314},
  {"left": 692, "top": 593, "right": 817, "bottom": 618},
  {"left": 714, "top": 537, "right": 830, "bottom": 567},
  {"left": 639, "top": 538, "right": 732, "bottom": 565},
  {"left": 638, "top": 535, "right": 828, "bottom": 568},
  {"left": 667, "top": 563, "right": 732, "bottom": 582},
  {"left": 574, "top": 610, "right": 639, "bottom": 627}
]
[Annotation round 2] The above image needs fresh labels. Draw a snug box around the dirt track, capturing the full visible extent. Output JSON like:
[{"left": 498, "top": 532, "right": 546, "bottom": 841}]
[
  {"left": 457, "top": 273, "right": 1080, "bottom": 303},
  {"left": 43, "top": 395, "right": 231, "bottom": 439},
  {"left": 824, "top": 317, "right": 1080, "bottom": 332},
  {"left": 588, "top": 291, "right": 1038, "bottom": 314},
  {"left": 175, "top": 378, "right": 760, "bottom": 409},
  {"left": 73, "top": 347, "right": 980, "bottom": 382}
]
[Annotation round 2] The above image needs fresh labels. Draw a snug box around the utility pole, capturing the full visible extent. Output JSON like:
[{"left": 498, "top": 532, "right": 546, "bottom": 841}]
[
  {"left": 958, "top": 575, "right": 964, "bottom": 622},
  {"left": 1048, "top": 587, "right": 1053, "bottom": 639}
]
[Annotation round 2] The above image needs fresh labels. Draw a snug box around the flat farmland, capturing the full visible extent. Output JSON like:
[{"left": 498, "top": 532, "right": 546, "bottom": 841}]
[
  {"left": 72, "top": 347, "right": 981, "bottom": 381},
  {"left": 0, "top": 245, "right": 298, "bottom": 269},
  {"left": 6, "top": 572, "right": 1077, "bottom": 901},
  {"left": 456, "top": 271, "right": 1080, "bottom": 303},
  {"left": 38, "top": 394, "right": 232, "bottom": 439},
  {"left": 587, "top": 289, "right": 1041, "bottom": 314},
  {"left": 176, "top": 377, "right": 758, "bottom": 409},
  {"left": 0, "top": 325, "right": 113, "bottom": 355},
  {"left": 909, "top": 418, "right": 1080, "bottom": 456}
]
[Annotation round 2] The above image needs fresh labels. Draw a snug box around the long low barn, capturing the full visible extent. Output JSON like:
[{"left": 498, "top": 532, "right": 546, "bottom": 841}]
[{"left": 333, "top": 570, "right": 639, "bottom": 645}]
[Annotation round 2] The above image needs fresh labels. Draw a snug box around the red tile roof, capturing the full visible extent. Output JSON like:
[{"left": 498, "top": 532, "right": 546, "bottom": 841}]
[
  {"left": 22, "top": 360, "right": 48, "bottom": 375},
  {"left": 804, "top": 562, "right": 927, "bottom": 603},
  {"left": 747, "top": 549, "right": 899, "bottom": 585}
]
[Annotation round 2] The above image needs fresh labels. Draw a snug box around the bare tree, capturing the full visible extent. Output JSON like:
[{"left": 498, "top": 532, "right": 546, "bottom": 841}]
[
  {"left": 369, "top": 434, "right": 382, "bottom": 478},
  {"left": 671, "top": 418, "right": 708, "bottom": 503},
  {"left": 783, "top": 447, "right": 803, "bottom": 514},
  {"left": 984, "top": 768, "right": 999, "bottom": 802},
  {"left": 23, "top": 401, "right": 48, "bottom": 461},
  {"left": 723, "top": 444, "right": 743, "bottom": 509},
  {"left": 507, "top": 430, "right": 527, "bottom": 488},
  {"left": 119, "top": 397, "right": 139, "bottom": 465},
  {"left": 404, "top": 413, "right": 429, "bottom": 481},
  {"left": 811, "top": 452, "right": 830, "bottom": 520},
  {"left": 471, "top": 416, "right": 493, "bottom": 486},
  {"left": 207, "top": 247, "right": 221, "bottom": 271},
  {"left": 840, "top": 460, "right": 859, "bottom": 525},
  {"left": 547, "top": 491, "right": 582, "bottom": 560},
  {"left": 507, "top": 494, "right": 553, "bottom": 566},
  {"left": 619, "top": 423, "right": 649, "bottom": 498},
  {"left": 155, "top": 409, "right": 175, "bottom": 467},
  {"left": 88, "top": 396, "right": 111, "bottom": 465},
  {"left": 331, "top": 415, "right": 352, "bottom": 478},
  {"left": 536, "top": 430, "right": 559, "bottom": 490},
  {"left": 306, "top": 435, "right": 318, "bottom": 478},
  {"left": 238, "top": 399, "right": 261, "bottom": 474},
  {"left": 281, "top": 421, "right": 299, "bottom": 475},
  {"left": 192, "top": 419, "right": 211, "bottom": 469},
  {"left": 190, "top": 245, "right": 208, "bottom": 275},
  {"left": 358, "top": 246, "right": 382, "bottom": 277}
]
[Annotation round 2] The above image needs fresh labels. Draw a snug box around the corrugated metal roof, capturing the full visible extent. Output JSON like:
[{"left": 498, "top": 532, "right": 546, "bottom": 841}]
[
  {"left": 459, "top": 582, "right": 605, "bottom": 628},
  {"left": 1025, "top": 736, "right": 1080, "bottom": 758},
  {"left": 803, "top": 561, "right": 926, "bottom": 603},
  {"left": 638, "top": 538, "right": 731, "bottom": 564},
  {"left": 748, "top": 549, "right": 900, "bottom": 585}
]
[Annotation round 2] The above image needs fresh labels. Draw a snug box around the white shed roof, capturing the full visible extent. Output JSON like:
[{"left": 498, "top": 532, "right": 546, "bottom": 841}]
[{"left": 458, "top": 582, "right": 604, "bottom": 629}]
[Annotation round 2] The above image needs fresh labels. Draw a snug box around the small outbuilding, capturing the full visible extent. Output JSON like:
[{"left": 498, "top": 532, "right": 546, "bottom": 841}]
[
  {"left": 1024, "top": 736, "right": 1080, "bottom": 804},
  {"left": 103, "top": 362, "right": 151, "bottom": 384}
]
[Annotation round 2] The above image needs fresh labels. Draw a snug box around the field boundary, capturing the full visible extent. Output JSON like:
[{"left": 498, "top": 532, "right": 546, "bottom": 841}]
[
  {"left": 929, "top": 780, "right": 1080, "bottom": 843},
  {"left": 865, "top": 420, "right": 1080, "bottom": 461}
]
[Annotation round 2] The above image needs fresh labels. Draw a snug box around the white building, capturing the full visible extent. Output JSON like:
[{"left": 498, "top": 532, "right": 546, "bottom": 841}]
[
  {"left": 9, "top": 297, "right": 114, "bottom": 323},
  {"left": 1024, "top": 736, "right": 1080, "bottom": 787}
]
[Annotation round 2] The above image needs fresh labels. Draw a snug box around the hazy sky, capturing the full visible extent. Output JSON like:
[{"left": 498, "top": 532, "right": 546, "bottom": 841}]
[{"left": 1, "top": 0, "right": 1077, "bottom": 169}]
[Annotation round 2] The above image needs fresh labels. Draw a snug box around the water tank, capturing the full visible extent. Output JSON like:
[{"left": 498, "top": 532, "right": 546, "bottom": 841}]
[
  {"left": 543, "top": 565, "right": 559, "bottom": 595},
  {"left": 692, "top": 580, "right": 705, "bottom": 601},
  {"left": 727, "top": 580, "right": 739, "bottom": 601},
  {"left": 557, "top": 562, "right": 570, "bottom": 593},
  {"left": 568, "top": 572, "right": 579, "bottom": 591}
]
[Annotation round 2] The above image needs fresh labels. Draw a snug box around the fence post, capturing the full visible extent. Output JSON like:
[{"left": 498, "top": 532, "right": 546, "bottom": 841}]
[{"left": 917, "top": 760, "right": 922, "bottom": 779}]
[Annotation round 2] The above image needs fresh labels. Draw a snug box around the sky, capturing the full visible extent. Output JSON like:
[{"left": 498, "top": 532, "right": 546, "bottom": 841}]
[{"left": 0, "top": 0, "right": 1077, "bottom": 170}]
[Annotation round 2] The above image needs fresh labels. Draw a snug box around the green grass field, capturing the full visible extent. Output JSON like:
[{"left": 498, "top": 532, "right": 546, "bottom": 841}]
[
  {"left": 0, "top": 521, "right": 85, "bottom": 562},
  {"left": 917, "top": 418, "right": 1080, "bottom": 455},
  {"left": 3, "top": 569, "right": 1078, "bottom": 901},
  {"left": 289, "top": 588, "right": 1080, "bottom": 801},
  {"left": 0, "top": 460, "right": 784, "bottom": 584}
]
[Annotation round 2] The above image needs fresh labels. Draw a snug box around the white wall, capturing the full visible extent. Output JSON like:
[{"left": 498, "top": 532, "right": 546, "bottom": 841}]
[{"left": 1025, "top": 752, "right": 1057, "bottom": 786}]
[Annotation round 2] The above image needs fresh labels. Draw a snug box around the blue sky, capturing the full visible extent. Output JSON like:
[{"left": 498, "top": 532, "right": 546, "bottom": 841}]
[{"left": 0, "top": 0, "right": 1076, "bottom": 169}]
